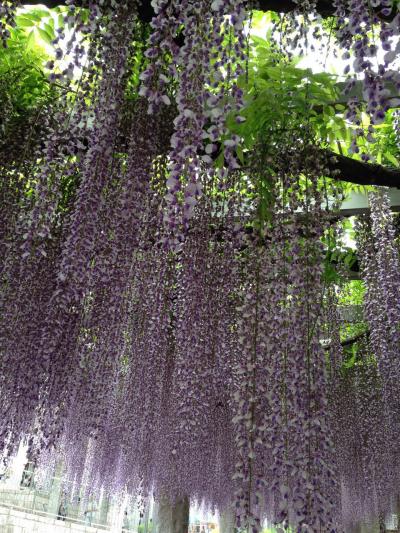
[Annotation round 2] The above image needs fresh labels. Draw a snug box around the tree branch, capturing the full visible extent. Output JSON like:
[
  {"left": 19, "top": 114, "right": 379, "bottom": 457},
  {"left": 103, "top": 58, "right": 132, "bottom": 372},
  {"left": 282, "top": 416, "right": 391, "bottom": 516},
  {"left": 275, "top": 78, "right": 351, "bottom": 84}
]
[
  {"left": 258, "top": 0, "right": 397, "bottom": 21},
  {"left": 26, "top": 0, "right": 64, "bottom": 6},
  {"left": 258, "top": 0, "right": 348, "bottom": 17},
  {"left": 341, "top": 330, "right": 369, "bottom": 347},
  {"left": 326, "top": 151, "right": 400, "bottom": 189},
  {"left": 323, "top": 330, "right": 369, "bottom": 350},
  {"left": 243, "top": 150, "right": 400, "bottom": 189}
]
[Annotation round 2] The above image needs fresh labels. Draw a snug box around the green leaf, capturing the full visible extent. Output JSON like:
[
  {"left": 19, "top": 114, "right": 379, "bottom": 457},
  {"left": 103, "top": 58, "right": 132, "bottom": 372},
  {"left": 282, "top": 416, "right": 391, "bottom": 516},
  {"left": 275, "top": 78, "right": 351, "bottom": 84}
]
[
  {"left": 343, "top": 350, "right": 356, "bottom": 369},
  {"left": 43, "top": 22, "right": 55, "bottom": 41},
  {"left": 384, "top": 152, "right": 399, "bottom": 167},
  {"left": 27, "top": 9, "right": 50, "bottom": 21},
  {"left": 15, "top": 16, "right": 35, "bottom": 28},
  {"left": 215, "top": 151, "right": 224, "bottom": 169},
  {"left": 323, "top": 262, "right": 339, "bottom": 284},
  {"left": 236, "top": 145, "right": 245, "bottom": 165},
  {"left": 37, "top": 27, "right": 53, "bottom": 45},
  {"left": 58, "top": 14, "right": 65, "bottom": 29},
  {"left": 26, "top": 30, "right": 36, "bottom": 50},
  {"left": 251, "top": 35, "right": 268, "bottom": 48}
]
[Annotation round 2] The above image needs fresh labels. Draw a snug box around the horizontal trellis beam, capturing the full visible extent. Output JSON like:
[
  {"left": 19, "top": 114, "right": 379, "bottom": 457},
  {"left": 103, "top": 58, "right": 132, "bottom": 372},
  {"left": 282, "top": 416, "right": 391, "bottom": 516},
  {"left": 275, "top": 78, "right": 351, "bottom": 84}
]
[
  {"left": 340, "top": 187, "right": 400, "bottom": 215},
  {"left": 24, "top": 0, "right": 398, "bottom": 22}
]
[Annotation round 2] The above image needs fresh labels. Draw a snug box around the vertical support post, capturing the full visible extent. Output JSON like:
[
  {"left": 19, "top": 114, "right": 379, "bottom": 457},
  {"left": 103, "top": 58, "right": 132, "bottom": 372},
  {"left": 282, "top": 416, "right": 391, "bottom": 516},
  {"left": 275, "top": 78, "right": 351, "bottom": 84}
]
[{"left": 143, "top": 496, "right": 151, "bottom": 533}]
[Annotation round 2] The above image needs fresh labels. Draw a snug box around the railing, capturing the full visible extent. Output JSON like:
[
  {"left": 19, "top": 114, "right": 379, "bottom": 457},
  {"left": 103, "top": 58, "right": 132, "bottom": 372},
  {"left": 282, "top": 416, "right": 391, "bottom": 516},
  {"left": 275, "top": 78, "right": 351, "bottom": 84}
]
[
  {"left": 0, "top": 501, "right": 137, "bottom": 532},
  {"left": 0, "top": 469, "right": 116, "bottom": 528},
  {"left": 0, "top": 487, "right": 49, "bottom": 513}
]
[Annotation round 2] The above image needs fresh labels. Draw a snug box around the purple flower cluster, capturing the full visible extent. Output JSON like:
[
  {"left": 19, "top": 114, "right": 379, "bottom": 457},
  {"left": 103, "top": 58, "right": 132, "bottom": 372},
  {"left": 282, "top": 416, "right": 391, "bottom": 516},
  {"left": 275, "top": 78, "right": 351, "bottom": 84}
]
[
  {"left": 334, "top": 1, "right": 400, "bottom": 149},
  {"left": 140, "top": 0, "right": 247, "bottom": 247},
  {"left": 1, "top": 2, "right": 400, "bottom": 532},
  {"left": 231, "top": 143, "right": 339, "bottom": 533},
  {"left": 0, "top": 1, "right": 20, "bottom": 47},
  {"left": 356, "top": 190, "right": 400, "bottom": 440},
  {"left": 332, "top": 191, "right": 400, "bottom": 528}
]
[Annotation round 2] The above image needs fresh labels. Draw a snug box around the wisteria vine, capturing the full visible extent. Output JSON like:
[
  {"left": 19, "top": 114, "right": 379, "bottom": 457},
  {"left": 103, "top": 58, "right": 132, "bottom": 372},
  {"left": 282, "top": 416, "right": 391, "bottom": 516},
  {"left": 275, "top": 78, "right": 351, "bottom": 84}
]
[{"left": 0, "top": 1, "right": 400, "bottom": 532}]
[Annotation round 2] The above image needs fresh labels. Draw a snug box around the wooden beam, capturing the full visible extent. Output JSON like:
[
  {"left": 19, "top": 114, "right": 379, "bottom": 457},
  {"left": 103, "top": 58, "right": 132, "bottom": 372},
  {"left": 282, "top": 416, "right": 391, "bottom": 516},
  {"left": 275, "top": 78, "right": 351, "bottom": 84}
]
[
  {"left": 25, "top": 1, "right": 155, "bottom": 22},
  {"left": 340, "top": 188, "right": 400, "bottom": 216},
  {"left": 24, "top": 0, "right": 398, "bottom": 23}
]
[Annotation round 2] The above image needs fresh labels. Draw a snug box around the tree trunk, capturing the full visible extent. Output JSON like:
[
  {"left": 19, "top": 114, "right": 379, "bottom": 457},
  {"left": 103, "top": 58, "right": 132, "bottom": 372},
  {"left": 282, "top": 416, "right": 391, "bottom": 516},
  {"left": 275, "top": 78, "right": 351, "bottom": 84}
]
[
  {"left": 172, "top": 496, "right": 189, "bottom": 533},
  {"left": 154, "top": 494, "right": 189, "bottom": 533},
  {"left": 219, "top": 506, "right": 236, "bottom": 533},
  {"left": 47, "top": 462, "right": 63, "bottom": 515},
  {"left": 143, "top": 495, "right": 151, "bottom": 533},
  {"left": 98, "top": 492, "right": 110, "bottom": 526}
]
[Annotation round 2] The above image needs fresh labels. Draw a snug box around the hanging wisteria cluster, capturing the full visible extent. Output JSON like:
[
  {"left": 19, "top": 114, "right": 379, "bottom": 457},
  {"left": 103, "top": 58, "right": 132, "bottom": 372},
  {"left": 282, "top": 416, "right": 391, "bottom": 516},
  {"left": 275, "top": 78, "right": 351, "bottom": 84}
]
[
  {"left": 139, "top": 0, "right": 247, "bottom": 247},
  {"left": 334, "top": 0, "right": 400, "bottom": 154},
  {"left": 308, "top": 190, "right": 400, "bottom": 531},
  {"left": 0, "top": 1, "right": 19, "bottom": 46},
  {"left": 281, "top": 0, "right": 400, "bottom": 156},
  {"left": 1, "top": 1, "right": 400, "bottom": 532}
]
